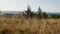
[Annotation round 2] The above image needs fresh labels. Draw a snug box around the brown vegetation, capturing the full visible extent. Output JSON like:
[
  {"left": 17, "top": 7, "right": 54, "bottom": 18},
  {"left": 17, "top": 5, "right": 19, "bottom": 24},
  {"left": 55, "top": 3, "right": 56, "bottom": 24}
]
[{"left": 0, "top": 16, "right": 60, "bottom": 34}]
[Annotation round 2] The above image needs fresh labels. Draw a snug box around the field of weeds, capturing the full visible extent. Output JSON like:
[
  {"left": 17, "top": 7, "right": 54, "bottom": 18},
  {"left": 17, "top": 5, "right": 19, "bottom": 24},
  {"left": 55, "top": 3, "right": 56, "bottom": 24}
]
[{"left": 0, "top": 16, "right": 60, "bottom": 34}]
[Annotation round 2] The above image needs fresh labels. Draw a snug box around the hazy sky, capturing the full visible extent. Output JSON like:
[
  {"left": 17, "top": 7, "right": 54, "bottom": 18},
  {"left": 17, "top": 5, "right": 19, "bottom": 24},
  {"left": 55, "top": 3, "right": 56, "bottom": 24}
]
[{"left": 0, "top": 0, "right": 60, "bottom": 12}]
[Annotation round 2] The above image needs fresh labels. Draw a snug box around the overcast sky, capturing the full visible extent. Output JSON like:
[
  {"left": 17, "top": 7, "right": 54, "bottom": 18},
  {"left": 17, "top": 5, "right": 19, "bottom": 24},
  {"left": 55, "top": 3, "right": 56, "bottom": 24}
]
[{"left": 0, "top": 0, "right": 60, "bottom": 12}]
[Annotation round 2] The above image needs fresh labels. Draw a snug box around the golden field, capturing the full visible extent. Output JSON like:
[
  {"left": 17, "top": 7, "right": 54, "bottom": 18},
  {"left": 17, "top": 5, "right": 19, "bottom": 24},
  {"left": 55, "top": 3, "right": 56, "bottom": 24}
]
[{"left": 0, "top": 16, "right": 60, "bottom": 34}]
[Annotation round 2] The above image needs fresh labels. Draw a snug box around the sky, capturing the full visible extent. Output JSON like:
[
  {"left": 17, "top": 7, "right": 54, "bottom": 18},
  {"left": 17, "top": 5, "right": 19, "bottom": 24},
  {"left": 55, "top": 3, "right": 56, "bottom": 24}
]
[{"left": 0, "top": 0, "right": 60, "bottom": 12}]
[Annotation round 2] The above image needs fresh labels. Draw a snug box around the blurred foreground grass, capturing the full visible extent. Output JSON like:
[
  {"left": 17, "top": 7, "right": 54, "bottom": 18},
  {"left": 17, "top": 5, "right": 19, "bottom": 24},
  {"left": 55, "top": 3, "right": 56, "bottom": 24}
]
[{"left": 0, "top": 17, "right": 60, "bottom": 34}]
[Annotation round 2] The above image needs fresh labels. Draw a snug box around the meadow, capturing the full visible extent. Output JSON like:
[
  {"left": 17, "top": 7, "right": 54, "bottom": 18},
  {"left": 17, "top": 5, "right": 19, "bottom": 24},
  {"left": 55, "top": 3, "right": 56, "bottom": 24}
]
[{"left": 0, "top": 16, "right": 60, "bottom": 34}]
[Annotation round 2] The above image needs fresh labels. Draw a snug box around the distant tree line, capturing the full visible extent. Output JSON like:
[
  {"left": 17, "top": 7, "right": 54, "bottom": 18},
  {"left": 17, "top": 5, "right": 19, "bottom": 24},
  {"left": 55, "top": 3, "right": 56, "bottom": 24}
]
[
  {"left": 23, "top": 6, "right": 60, "bottom": 19},
  {"left": 0, "top": 6, "right": 60, "bottom": 19},
  {"left": 23, "top": 6, "right": 48, "bottom": 19}
]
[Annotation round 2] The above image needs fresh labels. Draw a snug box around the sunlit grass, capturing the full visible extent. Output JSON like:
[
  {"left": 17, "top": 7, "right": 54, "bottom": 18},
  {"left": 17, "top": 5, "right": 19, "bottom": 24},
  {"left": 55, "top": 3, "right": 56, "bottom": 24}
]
[{"left": 0, "top": 16, "right": 60, "bottom": 34}]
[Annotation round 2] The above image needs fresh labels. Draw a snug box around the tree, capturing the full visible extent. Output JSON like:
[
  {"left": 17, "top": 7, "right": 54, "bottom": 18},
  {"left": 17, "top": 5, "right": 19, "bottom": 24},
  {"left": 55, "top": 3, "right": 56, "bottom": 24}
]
[
  {"left": 37, "top": 6, "right": 42, "bottom": 18},
  {"left": 25, "top": 5, "right": 33, "bottom": 18},
  {"left": 42, "top": 12, "right": 48, "bottom": 18},
  {"left": 0, "top": 11, "right": 1, "bottom": 15}
]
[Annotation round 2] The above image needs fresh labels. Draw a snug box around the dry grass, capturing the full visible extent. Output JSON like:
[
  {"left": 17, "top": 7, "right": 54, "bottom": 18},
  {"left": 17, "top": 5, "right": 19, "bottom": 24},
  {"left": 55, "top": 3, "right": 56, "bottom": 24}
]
[{"left": 0, "top": 16, "right": 60, "bottom": 34}]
